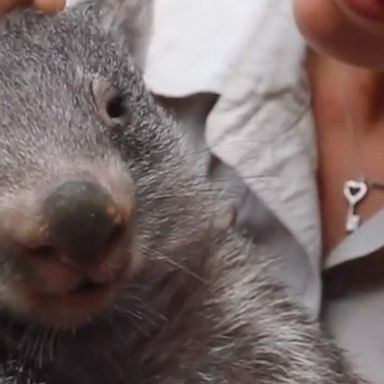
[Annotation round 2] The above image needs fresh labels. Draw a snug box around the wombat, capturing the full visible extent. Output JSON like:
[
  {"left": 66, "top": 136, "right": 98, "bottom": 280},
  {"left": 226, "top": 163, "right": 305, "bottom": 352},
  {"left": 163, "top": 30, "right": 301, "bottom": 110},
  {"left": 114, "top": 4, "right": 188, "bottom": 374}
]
[{"left": 0, "top": 0, "right": 366, "bottom": 383}]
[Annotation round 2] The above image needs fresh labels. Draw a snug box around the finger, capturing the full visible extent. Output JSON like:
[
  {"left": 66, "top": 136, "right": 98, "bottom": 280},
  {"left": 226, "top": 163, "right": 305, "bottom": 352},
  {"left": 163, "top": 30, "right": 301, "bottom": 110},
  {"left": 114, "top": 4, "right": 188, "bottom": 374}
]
[
  {"left": 0, "top": 0, "right": 32, "bottom": 14},
  {"left": 32, "top": 0, "right": 64, "bottom": 13}
]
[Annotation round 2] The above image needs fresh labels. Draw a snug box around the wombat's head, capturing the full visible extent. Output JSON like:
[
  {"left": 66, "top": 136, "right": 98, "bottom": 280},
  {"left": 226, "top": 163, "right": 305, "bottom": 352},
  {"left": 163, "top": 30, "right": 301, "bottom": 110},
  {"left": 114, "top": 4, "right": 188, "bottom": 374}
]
[{"left": 0, "top": 0, "right": 206, "bottom": 330}]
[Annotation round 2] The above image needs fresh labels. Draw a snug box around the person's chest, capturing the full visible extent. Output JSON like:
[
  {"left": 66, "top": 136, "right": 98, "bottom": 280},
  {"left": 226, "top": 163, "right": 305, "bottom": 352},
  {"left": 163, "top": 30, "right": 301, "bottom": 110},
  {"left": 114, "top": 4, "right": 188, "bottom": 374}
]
[{"left": 308, "top": 53, "right": 384, "bottom": 256}]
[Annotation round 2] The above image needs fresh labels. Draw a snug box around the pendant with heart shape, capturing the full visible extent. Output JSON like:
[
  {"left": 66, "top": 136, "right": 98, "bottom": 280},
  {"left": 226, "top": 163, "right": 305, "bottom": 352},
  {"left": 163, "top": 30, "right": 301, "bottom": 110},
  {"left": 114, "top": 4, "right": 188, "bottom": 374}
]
[
  {"left": 343, "top": 179, "right": 369, "bottom": 233},
  {"left": 343, "top": 180, "right": 368, "bottom": 206}
]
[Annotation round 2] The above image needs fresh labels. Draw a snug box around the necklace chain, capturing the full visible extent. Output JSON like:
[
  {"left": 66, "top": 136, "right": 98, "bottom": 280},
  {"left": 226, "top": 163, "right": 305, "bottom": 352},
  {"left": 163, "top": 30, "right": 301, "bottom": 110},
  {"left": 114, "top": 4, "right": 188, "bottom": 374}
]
[{"left": 341, "top": 72, "right": 382, "bottom": 234}]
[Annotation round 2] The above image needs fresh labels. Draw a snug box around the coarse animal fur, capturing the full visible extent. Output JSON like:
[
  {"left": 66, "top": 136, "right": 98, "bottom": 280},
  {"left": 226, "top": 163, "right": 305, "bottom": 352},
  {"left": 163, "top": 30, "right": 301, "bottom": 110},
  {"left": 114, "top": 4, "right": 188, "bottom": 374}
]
[{"left": 0, "top": 0, "right": 366, "bottom": 383}]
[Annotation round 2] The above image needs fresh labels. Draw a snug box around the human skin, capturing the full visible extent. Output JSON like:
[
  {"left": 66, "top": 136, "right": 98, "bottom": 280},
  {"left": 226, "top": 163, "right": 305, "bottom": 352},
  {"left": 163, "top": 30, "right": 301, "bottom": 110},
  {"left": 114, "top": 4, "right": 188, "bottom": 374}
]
[
  {"left": 294, "top": 0, "right": 384, "bottom": 252},
  {"left": 293, "top": 0, "right": 384, "bottom": 69},
  {"left": 0, "top": 0, "right": 64, "bottom": 14}
]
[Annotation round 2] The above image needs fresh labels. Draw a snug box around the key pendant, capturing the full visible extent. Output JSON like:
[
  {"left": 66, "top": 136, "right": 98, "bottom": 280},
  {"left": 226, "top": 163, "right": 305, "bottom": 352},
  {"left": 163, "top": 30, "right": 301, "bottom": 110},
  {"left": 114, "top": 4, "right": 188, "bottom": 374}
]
[{"left": 343, "top": 180, "right": 368, "bottom": 233}]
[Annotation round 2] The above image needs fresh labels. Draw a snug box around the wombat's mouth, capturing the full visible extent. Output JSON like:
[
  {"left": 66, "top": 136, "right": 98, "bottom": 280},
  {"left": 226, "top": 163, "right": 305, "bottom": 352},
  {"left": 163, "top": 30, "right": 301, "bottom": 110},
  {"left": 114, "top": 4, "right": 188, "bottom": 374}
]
[
  {"left": 3, "top": 245, "right": 140, "bottom": 330},
  {"left": 41, "top": 274, "right": 114, "bottom": 298},
  {"left": 73, "top": 279, "right": 108, "bottom": 293},
  {"left": 16, "top": 271, "right": 123, "bottom": 330},
  {"left": 33, "top": 286, "right": 116, "bottom": 329}
]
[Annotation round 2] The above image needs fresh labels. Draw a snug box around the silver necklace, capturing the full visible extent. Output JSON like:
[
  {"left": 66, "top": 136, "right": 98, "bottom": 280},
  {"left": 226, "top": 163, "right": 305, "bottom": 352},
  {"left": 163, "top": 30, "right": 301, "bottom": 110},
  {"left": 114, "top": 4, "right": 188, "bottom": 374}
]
[{"left": 342, "top": 74, "right": 384, "bottom": 233}]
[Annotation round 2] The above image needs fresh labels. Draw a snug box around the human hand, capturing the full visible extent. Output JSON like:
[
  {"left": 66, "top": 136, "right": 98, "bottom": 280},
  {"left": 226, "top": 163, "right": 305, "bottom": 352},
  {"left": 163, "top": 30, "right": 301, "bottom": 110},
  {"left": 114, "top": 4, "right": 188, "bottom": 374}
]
[{"left": 0, "top": 0, "right": 64, "bottom": 14}]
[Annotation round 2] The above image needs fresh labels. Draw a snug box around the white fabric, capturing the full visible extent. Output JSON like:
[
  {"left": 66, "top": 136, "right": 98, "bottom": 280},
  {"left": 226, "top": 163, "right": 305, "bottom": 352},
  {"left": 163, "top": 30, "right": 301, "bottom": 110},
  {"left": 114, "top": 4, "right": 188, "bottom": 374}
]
[
  {"left": 205, "top": 2, "right": 320, "bottom": 263},
  {"left": 145, "top": 0, "right": 267, "bottom": 96}
]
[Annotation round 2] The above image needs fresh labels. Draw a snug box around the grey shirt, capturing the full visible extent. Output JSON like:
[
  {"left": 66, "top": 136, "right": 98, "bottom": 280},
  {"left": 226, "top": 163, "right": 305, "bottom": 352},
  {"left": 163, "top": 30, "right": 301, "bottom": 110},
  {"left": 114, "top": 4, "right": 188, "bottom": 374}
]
[{"left": 145, "top": 1, "right": 384, "bottom": 382}]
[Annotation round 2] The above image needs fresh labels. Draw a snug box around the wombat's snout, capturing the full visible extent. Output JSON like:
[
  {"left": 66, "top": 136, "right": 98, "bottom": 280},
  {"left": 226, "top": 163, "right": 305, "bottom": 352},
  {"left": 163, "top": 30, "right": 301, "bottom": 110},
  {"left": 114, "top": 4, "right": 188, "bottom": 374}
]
[
  {"left": 0, "top": 168, "right": 138, "bottom": 328},
  {"left": 43, "top": 180, "right": 125, "bottom": 267}
]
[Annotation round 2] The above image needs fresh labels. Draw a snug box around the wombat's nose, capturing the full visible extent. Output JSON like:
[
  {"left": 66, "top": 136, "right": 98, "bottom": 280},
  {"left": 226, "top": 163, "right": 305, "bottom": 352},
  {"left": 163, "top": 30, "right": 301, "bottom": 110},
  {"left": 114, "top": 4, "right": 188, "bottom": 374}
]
[{"left": 43, "top": 180, "right": 126, "bottom": 267}]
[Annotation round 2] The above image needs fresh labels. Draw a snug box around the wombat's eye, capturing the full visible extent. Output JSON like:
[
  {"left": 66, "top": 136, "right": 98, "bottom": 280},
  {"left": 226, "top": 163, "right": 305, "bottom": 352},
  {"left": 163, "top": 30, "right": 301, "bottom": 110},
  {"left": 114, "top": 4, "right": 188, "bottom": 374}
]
[
  {"left": 106, "top": 95, "right": 126, "bottom": 119},
  {"left": 90, "top": 77, "right": 128, "bottom": 127}
]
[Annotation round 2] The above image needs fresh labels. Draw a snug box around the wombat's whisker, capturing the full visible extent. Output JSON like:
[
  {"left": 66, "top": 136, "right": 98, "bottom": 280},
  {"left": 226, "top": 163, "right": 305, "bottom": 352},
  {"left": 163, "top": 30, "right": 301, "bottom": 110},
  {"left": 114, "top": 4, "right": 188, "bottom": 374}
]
[
  {"left": 141, "top": 246, "right": 209, "bottom": 284},
  {"left": 47, "top": 327, "right": 58, "bottom": 362},
  {"left": 18, "top": 324, "right": 37, "bottom": 362},
  {"left": 113, "top": 304, "right": 163, "bottom": 329},
  {"left": 115, "top": 309, "right": 150, "bottom": 337},
  {"left": 120, "top": 293, "right": 167, "bottom": 321},
  {"left": 16, "top": 323, "right": 57, "bottom": 370},
  {"left": 29, "top": 327, "right": 45, "bottom": 367},
  {"left": 37, "top": 328, "right": 50, "bottom": 369},
  {"left": 113, "top": 304, "right": 143, "bottom": 321}
]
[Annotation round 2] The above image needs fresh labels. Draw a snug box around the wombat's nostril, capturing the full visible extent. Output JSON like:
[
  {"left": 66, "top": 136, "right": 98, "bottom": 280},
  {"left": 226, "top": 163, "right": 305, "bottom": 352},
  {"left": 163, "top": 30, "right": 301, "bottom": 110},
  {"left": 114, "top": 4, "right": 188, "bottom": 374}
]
[{"left": 42, "top": 180, "right": 126, "bottom": 267}]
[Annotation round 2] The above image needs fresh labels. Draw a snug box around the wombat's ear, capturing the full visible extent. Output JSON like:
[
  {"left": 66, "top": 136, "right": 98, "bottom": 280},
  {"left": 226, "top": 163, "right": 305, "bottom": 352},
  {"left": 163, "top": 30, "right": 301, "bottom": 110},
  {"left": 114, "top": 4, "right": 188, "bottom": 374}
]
[{"left": 69, "top": 0, "right": 153, "bottom": 70}]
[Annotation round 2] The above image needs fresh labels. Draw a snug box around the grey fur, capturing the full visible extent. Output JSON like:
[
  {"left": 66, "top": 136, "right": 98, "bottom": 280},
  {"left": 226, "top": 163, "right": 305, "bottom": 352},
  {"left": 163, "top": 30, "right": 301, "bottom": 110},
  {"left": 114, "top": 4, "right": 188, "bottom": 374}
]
[{"left": 0, "top": 0, "right": 366, "bottom": 383}]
